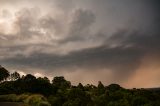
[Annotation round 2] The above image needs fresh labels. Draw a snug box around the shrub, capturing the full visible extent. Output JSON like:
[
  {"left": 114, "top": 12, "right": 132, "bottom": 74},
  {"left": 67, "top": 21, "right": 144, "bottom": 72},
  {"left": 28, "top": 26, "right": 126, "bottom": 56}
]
[
  {"left": 16, "top": 94, "right": 30, "bottom": 102},
  {"left": 24, "top": 94, "right": 50, "bottom": 106},
  {"left": 0, "top": 94, "right": 17, "bottom": 102},
  {"left": 48, "top": 95, "right": 63, "bottom": 106},
  {"left": 38, "top": 101, "right": 51, "bottom": 106}
]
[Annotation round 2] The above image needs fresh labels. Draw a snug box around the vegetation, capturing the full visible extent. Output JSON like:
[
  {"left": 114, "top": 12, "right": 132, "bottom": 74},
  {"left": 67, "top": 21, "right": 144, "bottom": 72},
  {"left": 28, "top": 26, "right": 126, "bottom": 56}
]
[
  {"left": 0, "top": 66, "right": 160, "bottom": 106},
  {"left": 0, "top": 66, "right": 10, "bottom": 82}
]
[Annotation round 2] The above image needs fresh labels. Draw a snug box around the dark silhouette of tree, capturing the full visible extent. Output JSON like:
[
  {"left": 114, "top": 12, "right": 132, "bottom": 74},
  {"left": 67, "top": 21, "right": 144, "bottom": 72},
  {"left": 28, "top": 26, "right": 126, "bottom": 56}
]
[
  {"left": 35, "top": 77, "right": 54, "bottom": 96},
  {"left": 10, "top": 71, "right": 20, "bottom": 81},
  {"left": 98, "top": 81, "right": 104, "bottom": 89},
  {"left": 64, "top": 88, "right": 92, "bottom": 106},
  {"left": 77, "top": 83, "right": 84, "bottom": 90},
  {"left": 0, "top": 66, "right": 10, "bottom": 82},
  {"left": 107, "top": 84, "right": 122, "bottom": 92},
  {"left": 23, "top": 74, "right": 36, "bottom": 81},
  {"left": 20, "top": 74, "right": 37, "bottom": 93},
  {"left": 43, "top": 77, "right": 50, "bottom": 83},
  {"left": 97, "top": 81, "right": 105, "bottom": 95},
  {"left": 52, "top": 76, "right": 71, "bottom": 89},
  {"left": 0, "top": 66, "right": 160, "bottom": 106}
]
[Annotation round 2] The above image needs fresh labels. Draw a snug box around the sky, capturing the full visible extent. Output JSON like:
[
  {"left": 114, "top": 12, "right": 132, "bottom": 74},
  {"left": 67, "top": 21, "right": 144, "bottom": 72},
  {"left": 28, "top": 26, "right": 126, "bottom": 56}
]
[{"left": 0, "top": 0, "right": 160, "bottom": 88}]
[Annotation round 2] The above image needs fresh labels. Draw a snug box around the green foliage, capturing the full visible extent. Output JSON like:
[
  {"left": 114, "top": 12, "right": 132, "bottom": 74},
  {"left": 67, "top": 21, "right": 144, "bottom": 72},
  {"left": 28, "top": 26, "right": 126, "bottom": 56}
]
[
  {"left": 38, "top": 101, "right": 51, "bottom": 106},
  {"left": 0, "top": 94, "right": 51, "bottom": 106},
  {"left": 16, "top": 94, "right": 30, "bottom": 102},
  {"left": 131, "top": 96, "right": 149, "bottom": 106},
  {"left": 98, "top": 81, "right": 104, "bottom": 89},
  {"left": 107, "top": 84, "right": 122, "bottom": 92},
  {"left": 24, "top": 94, "right": 51, "bottom": 106},
  {"left": 48, "top": 96, "right": 59, "bottom": 106},
  {"left": 108, "top": 99, "right": 129, "bottom": 106},
  {"left": 0, "top": 94, "right": 17, "bottom": 102},
  {"left": 0, "top": 66, "right": 160, "bottom": 106},
  {"left": 52, "top": 76, "right": 71, "bottom": 89},
  {"left": 77, "top": 83, "right": 84, "bottom": 90},
  {"left": 65, "top": 88, "right": 92, "bottom": 106}
]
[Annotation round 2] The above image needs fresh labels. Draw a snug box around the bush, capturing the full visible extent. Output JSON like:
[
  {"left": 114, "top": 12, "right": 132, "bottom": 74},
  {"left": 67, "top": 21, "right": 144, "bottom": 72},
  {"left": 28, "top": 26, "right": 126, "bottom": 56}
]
[
  {"left": 16, "top": 94, "right": 30, "bottom": 102},
  {"left": 131, "top": 96, "right": 149, "bottom": 106},
  {"left": 24, "top": 94, "right": 50, "bottom": 106},
  {"left": 0, "top": 94, "right": 51, "bottom": 106},
  {"left": 38, "top": 101, "right": 51, "bottom": 106},
  {"left": 0, "top": 94, "right": 17, "bottom": 102},
  {"left": 48, "top": 95, "right": 63, "bottom": 106}
]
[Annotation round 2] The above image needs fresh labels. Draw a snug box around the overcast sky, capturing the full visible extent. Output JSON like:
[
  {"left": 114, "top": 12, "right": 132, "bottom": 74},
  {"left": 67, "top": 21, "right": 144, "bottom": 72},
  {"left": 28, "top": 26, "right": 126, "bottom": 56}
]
[{"left": 0, "top": 0, "right": 160, "bottom": 88}]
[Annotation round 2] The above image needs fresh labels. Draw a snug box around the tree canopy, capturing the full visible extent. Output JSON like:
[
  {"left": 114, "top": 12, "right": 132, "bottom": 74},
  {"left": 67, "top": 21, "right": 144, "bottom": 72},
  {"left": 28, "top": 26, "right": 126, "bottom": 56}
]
[
  {"left": 0, "top": 66, "right": 160, "bottom": 106},
  {"left": 0, "top": 66, "right": 10, "bottom": 82}
]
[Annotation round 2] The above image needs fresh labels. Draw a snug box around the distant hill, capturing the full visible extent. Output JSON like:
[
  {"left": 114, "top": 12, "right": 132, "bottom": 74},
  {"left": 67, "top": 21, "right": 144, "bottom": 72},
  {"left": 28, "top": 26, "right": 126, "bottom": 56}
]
[{"left": 145, "top": 87, "right": 160, "bottom": 91}]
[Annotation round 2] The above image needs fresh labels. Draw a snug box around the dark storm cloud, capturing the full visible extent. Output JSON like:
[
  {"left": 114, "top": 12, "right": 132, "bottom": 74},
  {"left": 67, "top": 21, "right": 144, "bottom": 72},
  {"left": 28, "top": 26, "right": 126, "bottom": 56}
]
[
  {"left": 60, "top": 9, "right": 96, "bottom": 43},
  {"left": 108, "top": 30, "right": 160, "bottom": 50},
  {"left": 0, "top": 30, "right": 147, "bottom": 81},
  {"left": 2, "top": 25, "right": 160, "bottom": 81}
]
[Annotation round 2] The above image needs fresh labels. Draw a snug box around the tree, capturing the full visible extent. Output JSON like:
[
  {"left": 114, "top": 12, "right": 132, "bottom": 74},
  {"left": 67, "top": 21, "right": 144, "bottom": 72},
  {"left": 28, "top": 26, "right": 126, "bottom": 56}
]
[
  {"left": 0, "top": 66, "right": 10, "bottom": 82},
  {"left": 131, "top": 96, "right": 149, "bottom": 106},
  {"left": 65, "top": 88, "right": 92, "bottom": 106},
  {"left": 98, "top": 81, "right": 104, "bottom": 89},
  {"left": 77, "top": 83, "right": 84, "bottom": 90},
  {"left": 107, "top": 84, "right": 121, "bottom": 92},
  {"left": 43, "top": 77, "right": 50, "bottom": 83},
  {"left": 52, "top": 76, "right": 71, "bottom": 89},
  {"left": 10, "top": 71, "right": 20, "bottom": 81},
  {"left": 23, "top": 74, "right": 36, "bottom": 81},
  {"left": 22, "top": 74, "right": 37, "bottom": 93},
  {"left": 94, "top": 81, "right": 105, "bottom": 96},
  {"left": 35, "top": 77, "right": 54, "bottom": 96}
]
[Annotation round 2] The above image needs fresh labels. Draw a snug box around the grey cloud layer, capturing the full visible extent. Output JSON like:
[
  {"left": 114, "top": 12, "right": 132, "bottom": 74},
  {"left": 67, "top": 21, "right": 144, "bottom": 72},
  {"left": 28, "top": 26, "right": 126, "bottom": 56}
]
[
  {"left": 0, "top": 7, "right": 99, "bottom": 57},
  {"left": 1, "top": 30, "right": 159, "bottom": 82}
]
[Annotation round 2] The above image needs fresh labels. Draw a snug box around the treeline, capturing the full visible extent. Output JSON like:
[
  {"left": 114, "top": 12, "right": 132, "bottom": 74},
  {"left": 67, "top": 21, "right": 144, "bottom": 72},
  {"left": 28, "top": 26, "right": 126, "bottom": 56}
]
[{"left": 0, "top": 66, "right": 160, "bottom": 106}]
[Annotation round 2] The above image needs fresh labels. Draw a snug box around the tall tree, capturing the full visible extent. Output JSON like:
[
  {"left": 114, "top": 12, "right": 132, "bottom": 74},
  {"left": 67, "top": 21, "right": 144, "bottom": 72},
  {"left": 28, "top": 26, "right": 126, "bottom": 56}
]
[
  {"left": 0, "top": 66, "right": 10, "bottom": 82},
  {"left": 98, "top": 81, "right": 104, "bottom": 89}
]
